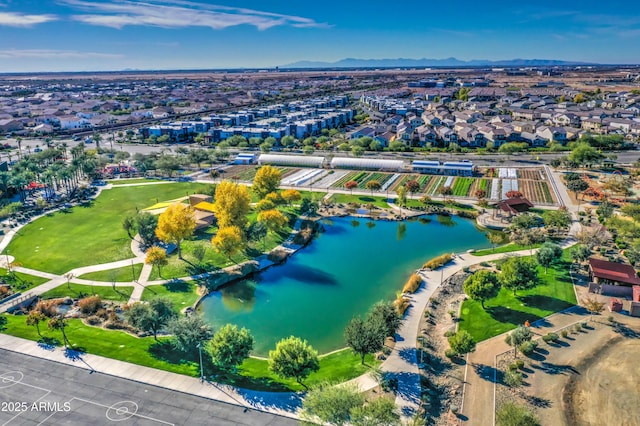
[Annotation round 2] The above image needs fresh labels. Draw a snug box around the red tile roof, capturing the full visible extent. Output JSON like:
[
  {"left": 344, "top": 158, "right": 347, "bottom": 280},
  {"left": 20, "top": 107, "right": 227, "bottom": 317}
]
[{"left": 589, "top": 257, "right": 640, "bottom": 286}]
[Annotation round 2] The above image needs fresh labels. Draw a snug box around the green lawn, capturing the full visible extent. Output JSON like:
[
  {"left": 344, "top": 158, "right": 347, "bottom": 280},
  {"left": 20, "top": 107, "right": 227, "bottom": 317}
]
[
  {"left": 0, "top": 268, "right": 49, "bottom": 292},
  {"left": 458, "top": 251, "right": 576, "bottom": 342},
  {"left": 4, "top": 182, "right": 212, "bottom": 274},
  {"left": 329, "top": 193, "right": 390, "bottom": 209},
  {"left": 40, "top": 284, "right": 134, "bottom": 301},
  {"left": 472, "top": 243, "right": 543, "bottom": 256},
  {"left": 405, "top": 199, "right": 476, "bottom": 212},
  {"left": 107, "top": 178, "right": 163, "bottom": 186},
  {"left": 1, "top": 314, "right": 377, "bottom": 392},
  {"left": 141, "top": 280, "right": 200, "bottom": 313},
  {"left": 79, "top": 264, "right": 144, "bottom": 282}
]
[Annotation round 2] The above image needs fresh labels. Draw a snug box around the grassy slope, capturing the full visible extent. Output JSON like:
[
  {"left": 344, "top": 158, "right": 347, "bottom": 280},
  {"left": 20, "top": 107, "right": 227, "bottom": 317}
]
[
  {"left": 79, "top": 264, "right": 144, "bottom": 282},
  {"left": 5, "top": 183, "right": 212, "bottom": 274},
  {"left": 0, "top": 314, "right": 377, "bottom": 392},
  {"left": 329, "top": 193, "right": 390, "bottom": 209},
  {"left": 40, "top": 283, "right": 134, "bottom": 301},
  {"left": 141, "top": 281, "right": 200, "bottom": 313},
  {"left": 459, "top": 251, "right": 576, "bottom": 342}
]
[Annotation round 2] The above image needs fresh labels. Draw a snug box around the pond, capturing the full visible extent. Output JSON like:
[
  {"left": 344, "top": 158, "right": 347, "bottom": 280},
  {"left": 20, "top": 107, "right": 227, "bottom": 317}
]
[{"left": 199, "top": 215, "right": 491, "bottom": 356}]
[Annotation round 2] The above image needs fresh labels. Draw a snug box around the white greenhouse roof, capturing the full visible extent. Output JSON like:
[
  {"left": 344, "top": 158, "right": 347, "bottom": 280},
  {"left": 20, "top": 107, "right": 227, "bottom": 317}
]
[
  {"left": 258, "top": 154, "right": 325, "bottom": 167},
  {"left": 331, "top": 157, "right": 404, "bottom": 170}
]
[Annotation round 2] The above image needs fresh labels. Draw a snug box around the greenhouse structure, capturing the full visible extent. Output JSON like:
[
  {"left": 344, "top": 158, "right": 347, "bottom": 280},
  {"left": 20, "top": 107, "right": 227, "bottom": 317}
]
[
  {"left": 330, "top": 157, "right": 405, "bottom": 171},
  {"left": 411, "top": 160, "right": 474, "bottom": 176},
  {"left": 257, "top": 154, "right": 325, "bottom": 168}
]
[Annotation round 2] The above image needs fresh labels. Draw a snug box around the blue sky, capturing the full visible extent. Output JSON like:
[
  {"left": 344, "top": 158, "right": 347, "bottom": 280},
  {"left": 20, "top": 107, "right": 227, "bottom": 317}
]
[{"left": 1, "top": 0, "right": 639, "bottom": 72}]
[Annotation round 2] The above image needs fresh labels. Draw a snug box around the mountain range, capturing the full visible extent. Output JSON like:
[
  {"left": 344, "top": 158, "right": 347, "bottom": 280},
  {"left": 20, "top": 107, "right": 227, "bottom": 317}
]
[{"left": 282, "top": 57, "right": 597, "bottom": 68}]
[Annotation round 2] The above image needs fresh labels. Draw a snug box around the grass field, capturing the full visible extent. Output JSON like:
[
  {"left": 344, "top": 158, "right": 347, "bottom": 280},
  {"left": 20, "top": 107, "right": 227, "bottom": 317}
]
[
  {"left": 458, "top": 251, "right": 576, "bottom": 342},
  {"left": 0, "top": 268, "right": 49, "bottom": 292},
  {"left": 4, "top": 182, "right": 212, "bottom": 274},
  {"left": 40, "top": 283, "right": 134, "bottom": 301},
  {"left": 472, "top": 242, "right": 544, "bottom": 256},
  {"left": 0, "top": 314, "right": 377, "bottom": 392},
  {"left": 107, "top": 178, "right": 163, "bottom": 186},
  {"left": 141, "top": 280, "right": 200, "bottom": 313},
  {"left": 329, "top": 193, "right": 390, "bottom": 209},
  {"left": 78, "top": 264, "right": 144, "bottom": 282}
]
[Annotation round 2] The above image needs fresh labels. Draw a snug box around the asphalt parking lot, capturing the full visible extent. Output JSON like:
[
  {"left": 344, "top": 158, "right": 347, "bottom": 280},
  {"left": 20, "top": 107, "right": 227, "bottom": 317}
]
[{"left": 0, "top": 348, "right": 297, "bottom": 426}]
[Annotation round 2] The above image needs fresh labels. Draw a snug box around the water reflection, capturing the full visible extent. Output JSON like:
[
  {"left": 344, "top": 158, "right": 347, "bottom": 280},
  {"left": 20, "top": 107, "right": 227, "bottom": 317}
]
[
  {"left": 351, "top": 219, "right": 360, "bottom": 228},
  {"left": 396, "top": 222, "right": 407, "bottom": 241},
  {"left": 365, "top": 221, "right": 376, "bottom": 230},
  {"left": 436, "top": 214, "right": 456, "bottom": 227},
  {"left": 221, "top": 280, "right": 257, "bottom": 312}
]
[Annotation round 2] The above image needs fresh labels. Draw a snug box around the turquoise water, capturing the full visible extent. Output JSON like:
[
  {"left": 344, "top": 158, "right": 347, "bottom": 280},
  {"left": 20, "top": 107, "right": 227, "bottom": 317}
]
[{"left": 200, "top": 215, "right": 490, "bottom": 355}]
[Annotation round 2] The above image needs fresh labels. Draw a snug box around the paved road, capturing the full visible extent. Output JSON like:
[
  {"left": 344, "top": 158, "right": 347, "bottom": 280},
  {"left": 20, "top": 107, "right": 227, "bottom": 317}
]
[{"left": 0, "top": 348, "right": 297, "bottom": 426}]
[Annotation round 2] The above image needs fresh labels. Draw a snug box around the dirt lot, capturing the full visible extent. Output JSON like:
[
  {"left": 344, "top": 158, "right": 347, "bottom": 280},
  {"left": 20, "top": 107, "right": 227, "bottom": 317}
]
[
  {"left": 501, "top": 317, "right": 640, "bottom": 426},
  {"left": 564, "top": 336, "right": 640, "bottom": 426}
]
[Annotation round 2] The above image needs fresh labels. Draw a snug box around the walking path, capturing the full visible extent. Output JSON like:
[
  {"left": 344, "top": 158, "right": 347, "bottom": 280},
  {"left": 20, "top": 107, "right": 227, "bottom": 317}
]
[{"left": 0, "top": 172, "right": 586, "bottom": 423}]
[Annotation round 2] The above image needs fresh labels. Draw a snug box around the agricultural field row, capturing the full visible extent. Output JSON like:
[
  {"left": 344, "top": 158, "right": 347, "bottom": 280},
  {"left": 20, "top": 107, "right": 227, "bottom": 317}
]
[{"left": 519, "top": 180, "right": 555, "bottom": 204}]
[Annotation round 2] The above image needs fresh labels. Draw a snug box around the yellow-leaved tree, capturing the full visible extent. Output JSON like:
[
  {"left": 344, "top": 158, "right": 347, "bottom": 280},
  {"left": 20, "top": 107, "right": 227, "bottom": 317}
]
[
  {"left": 257, "top": 209, "right": 288, "bottom": 247},
  {"left": 281, "top": 189, "right": 302, "bottom": 206},
  {"left": 212, "top": 180, "right": 251, "bottom": 229},
  {"left": 253, "top": 165, "right": 282, "bottom": 199},
  {"left": 155, "top": 203, "right": 195, "bottom": 259},
  {"left": 212, "top": 226, "right": 245, "bottom": 263},
  {"left": 145, "top": 246, "right": 168, "bottom": 277}
]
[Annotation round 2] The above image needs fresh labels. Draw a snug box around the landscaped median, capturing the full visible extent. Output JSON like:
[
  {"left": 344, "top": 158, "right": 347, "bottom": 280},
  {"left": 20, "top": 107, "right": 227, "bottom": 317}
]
[{"left": 0, "top": 313, "right": 377, "bottom": 392}]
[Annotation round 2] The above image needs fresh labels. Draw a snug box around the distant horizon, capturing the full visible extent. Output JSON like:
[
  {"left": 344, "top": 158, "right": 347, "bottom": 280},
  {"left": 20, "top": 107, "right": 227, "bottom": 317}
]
[{"left": 1, "top": 1, "right": 640, "bottom": 72}]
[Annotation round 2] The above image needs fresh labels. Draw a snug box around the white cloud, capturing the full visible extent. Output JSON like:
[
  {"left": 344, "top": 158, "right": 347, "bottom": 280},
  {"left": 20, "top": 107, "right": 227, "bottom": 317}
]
[
  {"left": 60, "top": 0, "right": 327, "bottom": 30},
  {"left": 0, "top": 49, "right": 122, "bottom": 59},
  {"left": 0, "top": 12, "right": 57, "bottom": 27}
]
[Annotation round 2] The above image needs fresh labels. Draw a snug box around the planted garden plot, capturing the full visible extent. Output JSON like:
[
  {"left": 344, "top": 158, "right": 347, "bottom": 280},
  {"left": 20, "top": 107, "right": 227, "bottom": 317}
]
[
  {"left": 500, "top": 179, "right": 518, "bottom": 199},
  {"left": 519, "top": 180, "right": 555, "bottom": 204},
  {"left": 313, "top": 170, "right": 349, "bottom": 188},
  {"left": 359, "top": 172, "right": 394, "bottom": 189},
  {"left": 426, "top": 176, "right": 447, "bottom": 195},
  {"left": 471, "top": 178, "right": 492, "bottom": 198},
  {"left": 451, "top": 177, "right": 475, "bottom": 197}
]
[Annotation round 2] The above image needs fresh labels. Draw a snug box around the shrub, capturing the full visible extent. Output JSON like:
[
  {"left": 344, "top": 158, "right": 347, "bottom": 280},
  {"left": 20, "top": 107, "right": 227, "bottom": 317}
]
[
  {"left": 581, "top": 321, "right": 589, "bottom": 329},
  {"left": 402, "top": 273, "right": 422, "bottom": 293},
  {"left": 542, "top": 333, "right": 559, "bottom": 343},
  {"left": 33, "top": 299, "right": 62, "bottom": 317},
  {"left": 78, "top": 295, "right": 102, "bottom": 315},
  {"left": 504, "top": 370, "right": 523, "bottom": 387},
  {"left": 423, "top": 253, "right": 453, "bottom": 270},
  {"left": 480, "top": 261, "right": 491, "bottom": 267},
  {"left": 448, "top": 310, "right": 456, "bottom": 318},
  {"left": 444, "top": 348, "right": 457, "bottom": 359},
  {"left": 85, "top": 315, "right": 102, "bottom": 326},
  {"left": 515, "top": 359, "right": 525, "bottom": 370},
  {"left": 497, "top": 402, "right": 540, "bottom": 426},
  {"left": 508, "top": 362, "right": 518, "bottom": 371},
  {"left": 267, "top": 248, "right": 288, "bottom": 263},
  {"left": 519, "top": 340, "right": 538, "bottom": 356},
  {"left": 573, "top": 324, "right": 582, "bottom": 333},
  {"left": 449, "top": 404, "right": 460, "bottom": 415},
  {"left": 608, "top": 316, "right": 615, "bottom": 323},
  {"left": 444, "top": 330, "right": 455, "bottom": 338},
  {"left": 393, "top": 296, "right": 410, "bottom": 315},
  {"left": 561, "top": 330, "right": 569, "bottom": 338}
]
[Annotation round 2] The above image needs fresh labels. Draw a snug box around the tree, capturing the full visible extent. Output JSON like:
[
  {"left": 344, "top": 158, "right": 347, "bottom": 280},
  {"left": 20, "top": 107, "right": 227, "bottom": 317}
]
[
  {"left": 125, "top": 297, "right": 176, "bottom": 340},
  {"left": 488, "top": 232, "right": 505, "bottom": 252},
  {"left": 396, "top": 185, "right": 407, "bottom": 217},
  {"left": 566, "top": 179, "right": 589, "bottom": 199},
  {"left": 167, "top": 315, "right": 213, "bottom": 353},
  {"left": 475, "top": 189, "right": 487, "bottom": 200},
  {"left": 368, "top": 301, "right": 402, "bottom": 339},
  {"left": 155, "top": 203, "right": 195, "bottom": 259},
  {"left": 351, "top": 397, "right": 401, "bottom": 426},
  {"left": 212, "top": 180, "right": 251, "bottom": 229},
  {"left": 509, "top": 213, "right": 538, "bottom": 230},
  {"left": 26, "top": 310, "right": 46, "bottom": 336},
  {"left": 268, "top": 336, "right": 319, "bottom": 388},
  {"left": 569, "top": 143, "right": 603, "bottom": 167},
  {"left": 505, "top": 326, "right": 533, "bottom": 358},
  {"left": 281, "top": 189, "right": 302, "bottom": 206},
  {"left": 535, "top": 242, "right": 562, "bottom": 273},
  {"left": 301, "top": 382, "right": 364, "bottom": 426},
  {"left": 253, "top": 165, "right": 282, "bottom": 198},
  {"left": 246, "top": 221, "right": 268, "bottom": 249},
  {"left": 211, "top": 226, "right": 245, "bottom": 262},
  {"left": 438, "top": 185, "right": 453, "bottom": 201},
  {"left": 505, "top": 190, "right": 523, "bottom": 199},
  {"left": 255, "top": 199, "right": 276, "bottom": 211},
  {"left": 582, "top": 295, "right": 605, "bottom": 319},
  {"left": 208, "top": 324, "right": 254, "bottom": 372},
  {"left": 122, "top": 214, "right": 137, "bottom": 240},
  {"left": 300, "top": 198, "right": 319, "bottom": 215},
  {"left": 464, "top": 270, "right": 500, "bottom": 309},
  {"left": 136, "top": 212, "right": 159, "bottom": 247},
  {"left": 496, "top": 402, "right": 540, "bottom": 426},
  {"left": 596, "top": 200, "right": 614, "bottom": 219},
  {"left": 365, "top": 180, "right": 382, "bottom": 194},
  {"left": 48, "top": 315, "right": 70, "bottom": 347},
  {"left": 145, "top": 246, "right": 168, "bottom": 277},
  {"left": 499, "top": 257, "right": 539, "bottom": 295},
  {"left": 573, "top": 93, "right": 585, "bottom": 104},
  {"left": 448, "top": 330, "right": 476, "bottom": 355},
  {"left": 405, "top": 180, "right": 420, "bottom": 195},
  {"left": 344, "top": 315, "right": 386, "bottom": 364},
  {"left": 345, "top": 180, "right": 358, "bottom": 194},
  {"left": 257, "top": 209, "right": 288, "bottom": 243},
  {"left": 352, "top": 146, "right": 365, "bottom": 157},
  {"left": 570, "top": 244, "right": 591, "bottom": 264}
]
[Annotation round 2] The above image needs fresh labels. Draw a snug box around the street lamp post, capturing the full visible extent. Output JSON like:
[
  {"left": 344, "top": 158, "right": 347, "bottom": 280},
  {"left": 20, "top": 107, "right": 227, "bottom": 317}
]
[{"left": 197, "top": 342, "right": 204, "bottom": 382}]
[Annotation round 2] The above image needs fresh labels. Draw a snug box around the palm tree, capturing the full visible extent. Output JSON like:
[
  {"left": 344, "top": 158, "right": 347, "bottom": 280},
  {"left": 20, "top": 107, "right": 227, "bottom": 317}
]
[
  {"left": 16, "top": 137, "right": 22, "bottom": 160},
  {"left": 93, "top": 133, "right": 102, "bottom": 152}
]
